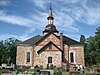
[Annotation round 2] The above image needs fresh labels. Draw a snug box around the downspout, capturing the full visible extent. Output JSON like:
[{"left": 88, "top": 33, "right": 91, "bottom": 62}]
[
  {"left": 32, "top": 45, "right": 35, "bottom": 67},
  {"left": 68, "top": 46, "right": 70, "bottom": 64},
  {"left": 60, "top": 33, "right": 64, "bottom": 66}
]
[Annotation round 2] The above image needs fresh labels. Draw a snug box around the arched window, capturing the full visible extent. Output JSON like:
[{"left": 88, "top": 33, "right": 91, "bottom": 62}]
[
  {"left": 69, "top": 51, "right": 75, "bottom": 63},
  {"left": 27, "top": 52, "right": 30, "bottom": 62},
  {"left": 48, "top": 57, "right": 52, "bottom": 63},
  {"left": 70, "top": 52, "right": 74, "bottom": 63}
]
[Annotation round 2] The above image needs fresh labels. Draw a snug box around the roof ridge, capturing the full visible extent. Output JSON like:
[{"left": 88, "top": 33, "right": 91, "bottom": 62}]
[{"left": 35, "top": 32, "right": 59, "bottom": 45}]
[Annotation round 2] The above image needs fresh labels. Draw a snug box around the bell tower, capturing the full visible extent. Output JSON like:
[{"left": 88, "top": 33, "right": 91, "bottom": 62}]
[{"left": 43, "top": 3, "right": 59, "bottom": 35}]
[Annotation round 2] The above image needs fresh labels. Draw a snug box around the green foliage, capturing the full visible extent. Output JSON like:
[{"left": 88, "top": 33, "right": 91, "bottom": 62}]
[
  {"left": 80, "top": 35, "right": 86, "bottom": 44},
  {"left": 80, "top": 27, "right": 100, "bottom": 66},
  {"left": 0, "top": 68, "right": 2, "bottom": 75},
  {"left": 0, "top": 41, "right": 7, "bottom": 64},
  {"left": 0, "top": 38, "right": 21, "bottom": 65},
  {"left": 95, "top": 27, "right": 100, "bottom": 51}
]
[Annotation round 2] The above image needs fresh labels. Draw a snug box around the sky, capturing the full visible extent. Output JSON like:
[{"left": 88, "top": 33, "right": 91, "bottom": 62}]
[{"left": 0, "top": 0, "right": 100, "bottom": 41}]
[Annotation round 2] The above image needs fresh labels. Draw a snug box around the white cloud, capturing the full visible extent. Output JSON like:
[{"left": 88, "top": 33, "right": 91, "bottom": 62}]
[
  {"left": 31, "top": 12, "right": 48, "bottom": 28},
  {"left": 0, "top": 10, "right": 33, "bottom": 27},
  {"left": 0, "top": 34, "right": 31, "bottom": 41},
  {"left": 59, "top": 0, "right": 81, "bottom": 4},
  {"left": 0, "top": 0, "right": 10, "bottom": 6},
  {"left": 81, "top": 9, "right": 100, "bottom": 25},
  {"left": 54, "top": 10, "right": 79, "bottom": 32},
  {"left": 0, "top": 0, "right": 100, "bottom": 41},
  {"left": 58, "top": 0, "right": 100, "bottom": 26},
  {"left": 15, "top": 0, "right": 100, "bottom": 33},
  {"left": 31, "top": 0, "right": 48, "bottom": 9},
  {"left": 80, "top": 0, "right": 100, "bottom": 25},
  {"left": 31, "top": 10, "right": 79, "bottom": 33}
]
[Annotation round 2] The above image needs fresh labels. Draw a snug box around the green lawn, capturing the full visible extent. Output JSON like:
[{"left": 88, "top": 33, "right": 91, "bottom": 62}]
[{"left": 62, "top": 72, "right": 69, "bottom": 75}]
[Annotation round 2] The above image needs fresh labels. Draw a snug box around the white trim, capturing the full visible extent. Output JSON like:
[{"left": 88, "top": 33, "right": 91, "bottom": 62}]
[
  {"left": 30, "top": 51, "right": 32, "bottom": 64},
  {"left": 47, "top": 55, "right": 54, "bottom": 64},
  {"left": 25, "top": 51, "right": 32, "bottom": 64},
  {"left": 69, "top": 50, "right": 76, "bottom": 64},
  {"left": 24, "top": 52, "right": 26, "bottom": 64}
]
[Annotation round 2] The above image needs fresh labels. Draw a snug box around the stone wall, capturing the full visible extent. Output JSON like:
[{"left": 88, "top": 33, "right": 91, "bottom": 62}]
[
  {"left": 64, "top": 44, "right": 69, "bottom": 61},
  {"left": 37, "top": 34, "right": 60, "bottom": 46},
  {"left": 33, "top": 34, "right": 62, "bottom": 68},
  {"left": 16, "top": 33, "right": 84, "bottom": 68},
  {"left": 69, "top": 45, "right": 85, "bottom": 66},
  {"left": 16, "top": 46, "right": 33, "bottom": 66},
  {"left": 33, "top": 46, "right": 62, "bottom": 68}
]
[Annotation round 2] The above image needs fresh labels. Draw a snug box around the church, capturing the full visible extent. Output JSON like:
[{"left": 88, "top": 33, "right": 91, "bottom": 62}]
[{"left": 16, "top": 5, "right": 84, "bottom": 68}]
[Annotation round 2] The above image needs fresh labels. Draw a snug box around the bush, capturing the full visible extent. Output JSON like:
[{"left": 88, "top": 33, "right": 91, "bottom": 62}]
[
  {"left": 57, "top": 67, "right": 63, "bottom": 72},
  {"left": 0, "top": 69, "right": 2, "bottom": 75}
]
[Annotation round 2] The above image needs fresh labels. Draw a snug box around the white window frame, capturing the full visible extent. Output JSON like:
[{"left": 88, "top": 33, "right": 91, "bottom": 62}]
[{"left": 25, "top": 51, "right": 32, "bottom": 64}]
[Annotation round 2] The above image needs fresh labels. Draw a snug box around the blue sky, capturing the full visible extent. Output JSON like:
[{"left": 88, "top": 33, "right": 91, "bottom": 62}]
[{"left": 0, "top": 0, "right": 100, "bottom": 41}]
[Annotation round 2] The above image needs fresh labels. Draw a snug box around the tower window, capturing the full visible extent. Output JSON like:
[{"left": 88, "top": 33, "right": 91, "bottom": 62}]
[
  {"left": 48, "top": 57, "right": 52, "bottom": 63},
  {"left": 70, "top": 52, "right": 74, "bottom": 63},
  {"left": 27, "top": 52, "right": 30, "bottom": 62},
  {"left": 49, "top": 43, "right": 52, "bottom": 49}
]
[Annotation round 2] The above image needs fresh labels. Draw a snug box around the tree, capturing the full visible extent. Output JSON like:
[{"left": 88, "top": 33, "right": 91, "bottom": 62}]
[
  {"left": 80, "top": 27, "right": 100, "bottom": 66},
  {"left": 80, "top": 35, "right": 86, "bottom": 44},
  {"left": 0, "top": 41, "right": 7, "bottom": 65},
  {"left": 4, "top": 38, "right": 21, "bottom": 65},
  {"left": 80, "top": 35, "right": 89, "bottom": 65},
  {"left": 0, "top": 38, "right": 21, "bottom": 65},
  {"left": 86, "top": 36, "right": 97, "bottom": 65},
  {"left": 95, "top": 27, "right": 100, "bottom": 51},
  {"left": 95, "top": 27, "right": 100, "bottom": 64}
]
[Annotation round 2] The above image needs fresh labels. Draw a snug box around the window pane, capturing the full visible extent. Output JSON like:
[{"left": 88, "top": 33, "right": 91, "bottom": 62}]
[
  {"left": 48, "top": 57, "right": 52, "bottom": 63},
  {"left": 49, "top": 44, "right": 52, "bottom": 49},
  {"left": 70, "top": 52, "right": 74, "bottom": 62},
  {"left": 27, "top": 52, "right": 30, "bottom": 62}
]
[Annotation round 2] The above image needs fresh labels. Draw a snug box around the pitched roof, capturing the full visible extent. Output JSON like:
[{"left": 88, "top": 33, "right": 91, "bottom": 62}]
[
  {"left": 63, "top": 36, "right": 82, "bottom": 45},
  {"left": 19, "top": 32, "right": 57, "bottom": 46},
  {"left": 19, "top": 33, "right": 82, "bottom": 46},
  {"left": 35, "top": 32, "right": 60, "bottom": 45},
  {"left": 37, "top": 41, "right": 63, "bottom": 54},
  {"left": 58, "top": 36, "right": 82, "bottom": 45},
  {"left": 20, "top": 35, "right": 43, "bottom": 45}
]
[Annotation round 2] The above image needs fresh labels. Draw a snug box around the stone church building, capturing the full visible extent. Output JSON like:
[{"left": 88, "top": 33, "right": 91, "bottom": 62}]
[{"left": 16, "top": 5, "right": 84, "bottom": 68}]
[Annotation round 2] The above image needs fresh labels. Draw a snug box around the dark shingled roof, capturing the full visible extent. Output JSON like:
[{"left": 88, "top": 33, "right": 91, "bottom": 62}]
[
  {"left": 62, "top": 36, "right": 82, "bottom": 45},
  {"left": 20, "top": 34, "right": 82, "bottom": 46},
  {"left": 20, "top": 35, "right": 43, "bottom": 45},
  {"left": 43, "top": 24, "right": 59, "bottom": 33}
]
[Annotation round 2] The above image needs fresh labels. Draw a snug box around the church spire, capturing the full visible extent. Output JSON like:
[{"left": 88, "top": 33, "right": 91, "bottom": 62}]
[
  {"left": 49, "top": 2, "right": 53, "bottom": 17},
  {"left": 47, "top": 2, "right": 54, "bottom": 24},
  {"left": 43, "top": 2, "right": 59, "bottom": 34}
]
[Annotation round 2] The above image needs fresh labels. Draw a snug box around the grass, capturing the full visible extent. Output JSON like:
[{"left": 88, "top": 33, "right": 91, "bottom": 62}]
[{"left": 62, "top": 72, "right": 69, "bottom": 75}]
